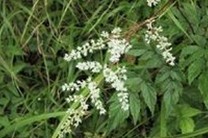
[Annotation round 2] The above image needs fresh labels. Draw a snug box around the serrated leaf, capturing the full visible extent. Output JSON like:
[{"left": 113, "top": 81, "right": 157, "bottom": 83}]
[
  {"left": 180, "top": 48, "right": 204, "bottom": 68},
  {"left": 198, "top": 72, "right": 208, "bottom": 109},
  {"left": 188, "top": 59, "right": 203, "bottom": 84},
  {"left": 180, "top": 45, "right": 200, "bottom": 58},
  {"left": 129, "top": 93, "right": 140, "bottom": 125},
  {"left": 163, "top": 90, "right": 172, "bottom": 115},
  {"left": 144, "top": 55, "right": 163, "bottom": 68},
  {"left": 192, "top": 35, "right": 206, "bottom": 46},
  {"left": 179, "top": 117, "right": 195, "bottom": 134},
  {"left": 126, "top": 77, "right": 142, "bottom": 92},
  {"left": 140, "top": 50, "right": 154, "bottom": 60},
  {"left": 183, "top": 3, "right": 199, "bottom": 24},
  {"left": 168, "top": 10, "right": 192, "bottom": 40},
  {"left": 177, "top": 104, "right": 201, "bottom": 118},
  {"left": 156, "top": 71, "right": 170, "bottom": 84},
  {"left": 170, "top": 69, "right": 185, "bottom": 82},
  {"left": 107, "top": 99, "right": 129, "bottom": 132},
  {"left": 163, "top": 81, "right": 182, "bottom": 115},
  {"left": 141, "top": 82, "right": 156, "bottom": 114}
]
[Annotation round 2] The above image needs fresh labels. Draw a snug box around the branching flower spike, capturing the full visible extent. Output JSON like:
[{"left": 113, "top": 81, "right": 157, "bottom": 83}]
[
  {"left": 145, "top": 20, "right": 175, "bottom": 66},
  {"left": 58, "top": 27, "right": 131, "bottom": 137}
]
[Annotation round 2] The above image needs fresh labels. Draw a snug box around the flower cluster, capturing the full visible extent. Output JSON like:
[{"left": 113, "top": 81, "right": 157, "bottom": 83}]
[
  {"left": 62, "top": 77, "right": 106, "bottom": 115},
  {"left": 101, "top": 28, "right": 132, "bottom": 63},
  {"left": 59, "top": 95, "right": 88, "bottom": 137},
  {"left": 63, "top": 27, "right": 131, "bottom": 113},
  {"left": 103, "top": 65, "right": 129, "bottom": 111},
  {"left": 87, "top": 78, "right": 106, "bottom": 114},
  {"left": 145, "top": 20, "right": 175, "bottom": 66},
  {"left": 76, "top": 61, "right": 102, "bottom": 73},
  {"left": 147, "top": 0, "right": 161, "bottom": 7},
  {"left": 117, "top": 92, "right": 129, "bottom": 111},
  {"left": 59, "top": 27, "right": 131, "bottom": 137},
  {"left": 62, "top": 79, "right": 87, "bottom": 92},
  {"left": 64, "top": 38, "right": 105, "bottom": 62},
  {"left": 64, "top": 27, "right": 132, "bottom": 63}
]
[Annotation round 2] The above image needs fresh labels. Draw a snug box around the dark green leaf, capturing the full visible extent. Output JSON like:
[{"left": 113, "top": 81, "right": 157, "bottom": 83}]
[
  {"left": 188, "top": 59, "right": 203, "bottom": 84},
  {"left": 126, "top": 77, "right": 142, "bottom": 92},
  {"left": 192, "top": 35, "right": 206, "bottom": 47},
  {"left": 180, "top": 45, "right": 199, "bottom": 58},
  {"left": 107, "top": 99, "right": 129, "bottom": 132},
  {"left": 198, "top": 72, "right": 208, "bottom": 109},
  {"left": 163, "top": 81, "right": 182, "bottom": 115},
  {"left": 140, "top": 82, "right": 156, "bottom": 114},
  {"left": 176, "top": 104, "right": 201, "bottom": 118},
  {"left": 129, "top": 93, "right": 140, "bottom": 125}
]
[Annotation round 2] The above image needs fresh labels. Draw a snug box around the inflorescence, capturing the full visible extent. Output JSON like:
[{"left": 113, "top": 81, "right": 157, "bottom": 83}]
[
  {"left": 58, "top": 2, "right": 176, "bottom": 136},
  {"left": 145, "top": 19, "right": 175, "bottom": 66},
  {"left": 60, "top": 27, "right": 131, "bottom": 137}
]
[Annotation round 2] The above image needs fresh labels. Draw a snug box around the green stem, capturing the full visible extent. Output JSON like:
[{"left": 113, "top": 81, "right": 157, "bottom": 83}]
[{"left": 160, "top": 102, "right": 167, "bottom": 137}]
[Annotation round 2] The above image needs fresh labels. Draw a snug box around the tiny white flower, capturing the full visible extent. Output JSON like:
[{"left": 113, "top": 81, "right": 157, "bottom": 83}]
[
  {"left": 76, "top": 61, "right": 102, "bottom": 73},
  {"left": 145, "top": 20, "right": 176, "bottom": 66},
  {"left": 101, "top": 31, "right": 109, "bottom": 38},
  {"left": 112, "top": 27, "right": 122, "bottom": 34},
  {"left": 117, "top": 92, "right": 129, "bottom": 111},
  {"left": 87, "top": 80, "right": 106, "bottom": 115},
  {"left": 107, "top": 38, "right": 131, "bottom": 63},
  {"left": 147, "top": 0, "right": 161, "bottom": 7},
  {"left": 60, "top": 27, "right": 132, "bottom": 136}
]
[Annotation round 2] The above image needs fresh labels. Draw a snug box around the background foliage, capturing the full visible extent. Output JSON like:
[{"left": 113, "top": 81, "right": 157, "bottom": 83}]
[{"left": 0, "top": 0, "right": 208, "bottom": 137}]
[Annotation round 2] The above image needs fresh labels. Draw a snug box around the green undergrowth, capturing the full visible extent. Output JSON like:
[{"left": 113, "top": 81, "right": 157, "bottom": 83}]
[{"left": 0, "top": 0, "right": 208, "bottom": 137}]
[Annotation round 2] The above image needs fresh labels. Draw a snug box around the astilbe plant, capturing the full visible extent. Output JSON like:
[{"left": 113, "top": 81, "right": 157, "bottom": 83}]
[
  {"left": 53, "top": 28, "right": 132, "bottom": 138},
  {"left": 53, "top": 0, "right": 176, "bottom": 137}
]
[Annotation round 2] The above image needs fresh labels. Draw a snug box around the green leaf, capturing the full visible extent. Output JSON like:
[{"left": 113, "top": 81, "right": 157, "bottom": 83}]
[
  {"left": 140, "top": 50, "right": 154, "bottom": 60},
  {"left": 183, "top": 2, "right": 200, "bottom": 24},
  {"left": 168, "top": 10, "right": 192, "bottom": 40},
  {"left": 163, "top": 81, "right": 182, "bottom": 115},
  {"left": 140, "top": 82, "right": 156, "bottom": 114},
  {"left": 188, "top": 59, "right": 203, "bottom": 84},
  {"left": 144, "top": 55, "right": 163, "bottom": 68},
  {"left": 0, "top": 116, "right": 10, "bottom": 127},
  {"left": 107, "top": 99, "right": 129, "bottom": 132},
  {"left": 192, "top": 35, "right": 206, "bottom": 47},
  {"left": 163, "top": 90, "right": 173, "bottom": 115},
  {"left": 126, "top": 77, "right": 142, "bottom": 92},
  {"left": 6, "top": 45, "right": 24, "bottom": 56},
  {"left": 129, "top": 93, "right": 140, "bottom": 125},
  {"left": 13, "top": 63, "right": 27, "bottom": 74},
  {"left": 0, "top": 112, "right": 65, "bottom": 138},
  {"left": 198, "top": 72, "right": 208, "bottom": 109},
  {"left": 177, "top": 104, "right": 201, "bottom": 118},
  {"left": 180, "top": 45, "right": 200, "bottom": 58},
  {"left": 179, "top": 46, "right": 203, "bottom": 68},
  {"left": 170, "top": 69, "right": 185, "bottom": 82},
  {"left": 127, "top": 49, "right": 147, "bottom": 57},
  {"left": 155, "top": 70, "right": 170, "bottom": 84},
  {"left": 179, "top": 117, "right": 195, "bottom": 134}
]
